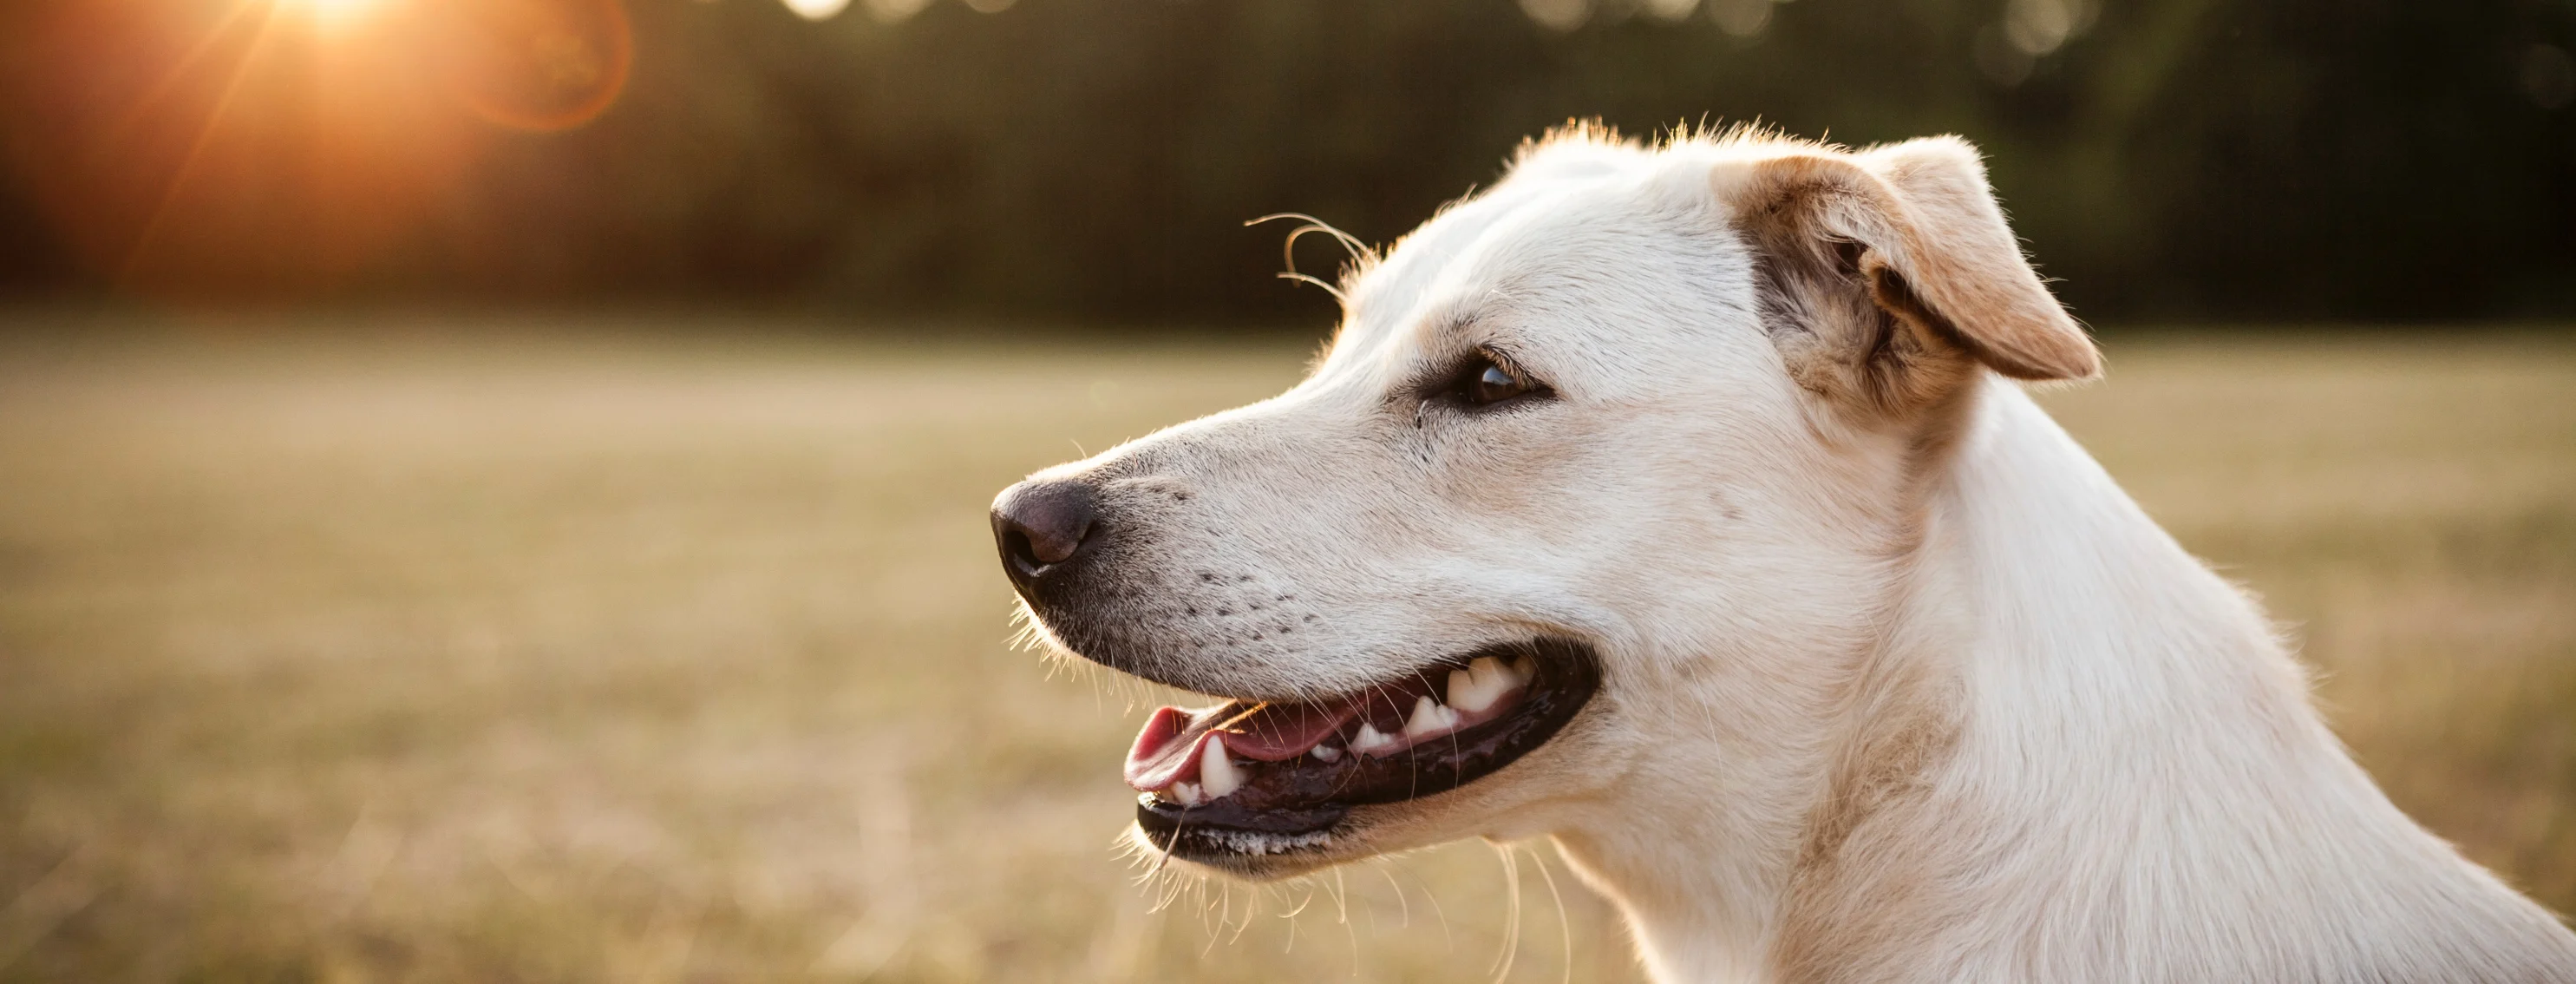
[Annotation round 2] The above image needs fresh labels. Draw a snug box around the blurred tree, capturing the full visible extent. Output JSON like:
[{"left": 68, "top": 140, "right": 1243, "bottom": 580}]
[{"left": 1, "top": 0, "right": 2568, "bottom": 322}]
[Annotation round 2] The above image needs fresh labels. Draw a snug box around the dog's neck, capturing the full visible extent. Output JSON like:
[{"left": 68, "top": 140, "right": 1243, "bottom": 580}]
[{"left": 1553, "top": 378, "right": 2576, "bottom": 984}]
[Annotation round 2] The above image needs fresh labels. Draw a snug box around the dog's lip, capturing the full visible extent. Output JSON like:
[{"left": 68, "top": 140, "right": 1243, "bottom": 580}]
[
  {"left": 1122, "top": 653, "right": 1537, "bottom": 794},
  {"left": 1127, "top": 638, "right": 1600, "bottom": 854}
]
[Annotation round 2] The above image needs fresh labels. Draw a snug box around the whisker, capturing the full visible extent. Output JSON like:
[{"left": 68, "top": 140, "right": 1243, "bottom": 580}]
[
  {"left": 1528, "top": 843, "right": 1575, "bottom": 984},
  {"left": 1226, "top": 882, "right": 1260, "bottom": 945},
  {"left": 1369, "top": 858, "right": 1413, "bottom": 930},
  {"left": 1279, "top": 877, "right": 1317, "bottom": 919},
  {"left": 1407, "top": 860, "right": 1456, "bottom": 954},
  {"left": 1490, "top": 842, "right": 1524, "bottom": 983},
  {"left": 1276, "top": 272, "right": 1350, "bottom": 305},
  {"left": 1246, "top": 212, "right": 1375, "bottom": 265},
  {"left": 1247, "top": 213, "right": 1372, "bottom": 309}
]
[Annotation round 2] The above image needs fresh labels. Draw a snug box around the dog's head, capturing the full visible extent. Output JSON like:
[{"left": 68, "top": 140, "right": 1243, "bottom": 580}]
[{"left": 992, "top": 129, "right": 2096, "bottom": 877}]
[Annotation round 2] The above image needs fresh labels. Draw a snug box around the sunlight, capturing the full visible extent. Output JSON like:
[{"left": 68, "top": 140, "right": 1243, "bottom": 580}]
[
  {"left": 8, "top": 0, "right": 632, "bottom": 301},
  {"left": 299, "top": 0, "right": 387, "bottom": 28},
  {"left": 781, "top": 0, "right": 852, "bottom": 21}
]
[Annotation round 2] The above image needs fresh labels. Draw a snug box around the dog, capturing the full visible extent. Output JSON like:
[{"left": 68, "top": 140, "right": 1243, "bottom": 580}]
[{"left": 990, "top": 127, "right": 2576, "bottom": 982}]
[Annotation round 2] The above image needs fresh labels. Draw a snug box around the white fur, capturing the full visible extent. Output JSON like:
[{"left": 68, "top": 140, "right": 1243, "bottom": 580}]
[
  {"left": 1567, "top": 377, "right": 2576, "bottom": 982},
  {"left": 1012, "top": 130, "right": 2576, "bottom": 982}
]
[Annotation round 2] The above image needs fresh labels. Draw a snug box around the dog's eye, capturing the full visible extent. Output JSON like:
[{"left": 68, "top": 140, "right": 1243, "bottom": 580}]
[{"left": 1453, "top": 353, "right": 1546, "bottom": 407}]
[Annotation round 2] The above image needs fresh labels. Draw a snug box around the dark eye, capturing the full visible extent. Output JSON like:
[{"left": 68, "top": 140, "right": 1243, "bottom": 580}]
[{"left": 1454, "top": 352, "right": 1546, "bottom": 407}]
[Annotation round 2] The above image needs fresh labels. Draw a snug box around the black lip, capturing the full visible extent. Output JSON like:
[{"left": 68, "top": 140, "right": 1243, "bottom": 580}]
[{"left": 1134, "top": 637, "right": 1600, "bottom": 859}]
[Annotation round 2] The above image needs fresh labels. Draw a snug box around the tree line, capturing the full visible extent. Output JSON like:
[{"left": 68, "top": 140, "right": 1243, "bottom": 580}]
[{"left": 2, "top": 0, "right": 2570, "bottom": 325}]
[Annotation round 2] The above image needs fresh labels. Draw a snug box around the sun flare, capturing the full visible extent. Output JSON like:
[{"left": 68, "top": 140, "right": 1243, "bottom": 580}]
[{"left": 300, "top": 0, "right": 387, "bottom": 27}]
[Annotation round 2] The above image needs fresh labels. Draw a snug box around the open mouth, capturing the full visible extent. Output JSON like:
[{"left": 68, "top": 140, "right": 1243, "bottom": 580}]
[{"left": 1128, "top": 638, "right": 1599, "bottom": 860}]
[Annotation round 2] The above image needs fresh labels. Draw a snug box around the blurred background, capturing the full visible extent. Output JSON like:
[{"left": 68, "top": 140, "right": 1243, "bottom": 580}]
[{"left": 0, "top": 0, "right": 2571, "bottom": 981}]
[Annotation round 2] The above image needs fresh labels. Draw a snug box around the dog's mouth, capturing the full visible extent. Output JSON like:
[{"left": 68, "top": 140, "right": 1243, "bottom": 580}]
[{"left": 1128, "top": 637, "right": 1599, "bottom": 860}]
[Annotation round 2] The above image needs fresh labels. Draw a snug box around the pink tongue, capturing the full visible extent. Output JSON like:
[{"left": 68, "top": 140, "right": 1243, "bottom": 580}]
[{"left": 1123, "top": 699, "right": 1358, "bottom": 791}]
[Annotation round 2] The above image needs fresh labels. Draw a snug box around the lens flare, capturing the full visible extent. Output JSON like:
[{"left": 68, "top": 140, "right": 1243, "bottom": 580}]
[
  {"left": 6, "top": 0, "right": 632, "bottom": 301},
  {"left": 440, "top": 0, "right": 635, "bottom": 132}
]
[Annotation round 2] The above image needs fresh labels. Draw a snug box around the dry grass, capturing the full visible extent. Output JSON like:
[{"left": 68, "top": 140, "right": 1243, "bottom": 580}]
[{"left": 0, "top": 322, "right": 2567, "bottom": 981}]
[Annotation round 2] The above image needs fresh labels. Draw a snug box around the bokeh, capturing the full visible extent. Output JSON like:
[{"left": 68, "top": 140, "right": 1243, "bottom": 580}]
[
  {"left": 4, "top": 0, "right": 2573, "bottom": 318},
  {"left": 0, "top": 0, "right": 2571, "bottom": 981}
]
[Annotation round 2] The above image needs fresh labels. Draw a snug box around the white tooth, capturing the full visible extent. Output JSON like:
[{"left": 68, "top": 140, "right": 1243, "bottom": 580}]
[
  {"left": 1171, "top": 782, "right": 1203, "bottom": 807},
  {"left": 1510, "top": 655, "right": 1537, "bottom": 682},
  {"left": 1200, "top": 737, "right": 1242, "bottom": 799},
  {"left": 1403, "top": 695, "right": 1461, "bottom": 738},
  {"left": 1448, "top": 657, "right": 1514, "bottom": 713},
  {"left": 1351, "top": 723, "right": 1397, "bottom": 756},
  {"left": 1309, "top": 744, "right": 1342, "bottom": 763},
  {"left": 1446, "top": 668, "right": 1483, "bottom": 712}
]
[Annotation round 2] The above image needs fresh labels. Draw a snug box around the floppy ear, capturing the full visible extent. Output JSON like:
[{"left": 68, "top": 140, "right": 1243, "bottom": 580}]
[{"left": 1721, "top": 137, "right": 2098, "bottom": 417}]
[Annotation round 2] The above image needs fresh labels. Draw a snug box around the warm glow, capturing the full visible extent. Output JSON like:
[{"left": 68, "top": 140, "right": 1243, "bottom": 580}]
[
  {"left": 301, "top": 0, "right": 388, "bottom": 27},
  {"left": 9, "top": 0, "right": 634, "bottom": 300},
  {"left": 781, "top": 0, "right": 853, "bottom": 21}
]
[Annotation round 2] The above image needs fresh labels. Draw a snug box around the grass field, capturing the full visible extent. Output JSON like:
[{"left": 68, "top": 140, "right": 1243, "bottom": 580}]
[{"left": 0, "top": 323, "right": 2570, "bottom": 981}]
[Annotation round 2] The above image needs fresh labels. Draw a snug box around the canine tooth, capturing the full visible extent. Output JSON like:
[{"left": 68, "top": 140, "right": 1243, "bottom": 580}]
[
  {"left": 1200, "top": 737, "right": 1243, "bottom": 799},
  {"left": 1310, "top": 744, "right": 1342, "bottom": 763},
  {"left": 1403, "top": 695, "right": 1461, "bottom": 738},
  {"left": 1351, "top": 723, "right": 1397, "bottom": 756},
  {"left": 1510, "top": 654, "right": 1537, "bottom": 682},
  {"left": 1171, "top": 782, "right": 1204, "bottom": 807}
]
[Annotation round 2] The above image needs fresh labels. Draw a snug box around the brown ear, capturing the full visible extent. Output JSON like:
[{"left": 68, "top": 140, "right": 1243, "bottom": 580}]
[{"left": 1722, "top": 137, "right": 2098, "bottom": 415}]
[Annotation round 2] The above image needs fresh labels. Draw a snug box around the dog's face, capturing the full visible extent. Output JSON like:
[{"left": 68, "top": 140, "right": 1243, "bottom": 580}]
[{"left": 993, "top": 131, "right": 2097, "bottom": 877}]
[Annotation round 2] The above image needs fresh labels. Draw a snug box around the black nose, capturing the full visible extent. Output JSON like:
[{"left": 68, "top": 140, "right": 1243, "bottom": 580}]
[{"left": 992, "top": 479, "right": 1099, "bottom": 581}]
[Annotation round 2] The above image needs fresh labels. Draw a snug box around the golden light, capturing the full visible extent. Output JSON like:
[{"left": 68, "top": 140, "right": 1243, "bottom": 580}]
[
  {"left": 7, "top": 0, "right": 633, "bottom": 301},
  {"left": 300, "top": 0, "right": 388, "bottom": 28},
  {"left": 781, "top": 0, "right": 853, "bottom": 21}
]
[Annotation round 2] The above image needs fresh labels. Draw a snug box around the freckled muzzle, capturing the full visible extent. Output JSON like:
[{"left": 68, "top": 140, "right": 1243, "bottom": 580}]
[
  {"left": 991, "top": 471, "right": 1330, "bottom": 690},
  {"left": 1128, "top": 638, "right": 1599, "bottom": 860},
  {"left": 991, "top": 476, "right": 1603, "bottom": 863}
]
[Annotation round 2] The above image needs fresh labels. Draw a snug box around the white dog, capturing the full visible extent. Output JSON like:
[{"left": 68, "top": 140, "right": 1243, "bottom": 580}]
[{"left": 991, "top": 127, "right": 2576, "bottom": 982}]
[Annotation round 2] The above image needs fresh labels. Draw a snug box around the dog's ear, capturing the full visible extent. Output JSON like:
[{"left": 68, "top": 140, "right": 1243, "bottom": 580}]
[{"left": 1720, "top": 137, "right": 2099, "bottom": 417}]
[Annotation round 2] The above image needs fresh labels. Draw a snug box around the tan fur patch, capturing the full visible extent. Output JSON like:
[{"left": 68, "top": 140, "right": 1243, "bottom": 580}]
[{"left": 1720, "top": 144, "right": 2099, "bottom": 435}]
